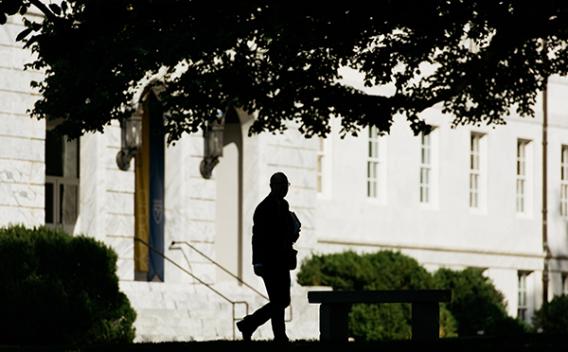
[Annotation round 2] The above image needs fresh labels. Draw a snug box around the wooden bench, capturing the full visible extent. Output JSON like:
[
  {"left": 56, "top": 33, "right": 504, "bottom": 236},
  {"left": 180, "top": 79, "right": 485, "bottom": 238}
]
[{"left": 308, "top": 289, "right": 451, "bottom": 341}]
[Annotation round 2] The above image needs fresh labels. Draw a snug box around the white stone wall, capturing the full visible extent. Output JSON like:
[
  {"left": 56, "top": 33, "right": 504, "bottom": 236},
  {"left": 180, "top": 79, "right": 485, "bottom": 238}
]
[
  {"left": 0, "top": 17, "right": 44, "bottom": 228},
  {"left": 544, "top": 76, "right": 568, "bottom": 298},
  {"left": 311, "top": 75, "right": 568, "bottom": 321}
]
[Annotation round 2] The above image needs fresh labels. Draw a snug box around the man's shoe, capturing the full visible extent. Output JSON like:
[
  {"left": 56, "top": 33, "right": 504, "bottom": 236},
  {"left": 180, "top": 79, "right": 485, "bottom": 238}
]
[{"left": 236, "top": 320, "right": 253, "bottom": 341}]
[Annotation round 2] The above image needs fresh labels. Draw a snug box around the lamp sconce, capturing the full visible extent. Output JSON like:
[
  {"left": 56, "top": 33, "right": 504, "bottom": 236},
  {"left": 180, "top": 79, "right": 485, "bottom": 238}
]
[
  {"left": 199, "top": 110, "right": 225, "bottom": 179},
  {"left": 116, "top": 105, "right": 143, "bottom": 171}
]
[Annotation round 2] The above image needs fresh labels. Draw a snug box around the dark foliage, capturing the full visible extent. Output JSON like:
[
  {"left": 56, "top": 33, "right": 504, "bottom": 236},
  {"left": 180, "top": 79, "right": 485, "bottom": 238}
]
[
  {"left": 2, "top": 1, "right": 568, "bottom": 141},
  {"left": 297, "top": 250, "right": 456, "bottom": 340},
  {"left": 533, "top": 294, "right": 568, "bottom": 334},
  {"left": 0, "top": 225, "right": 136, "bottom": 345},
  {"left": 433, "top": 268, "right": 527, "bottom": 336},
  {"left": 298, "top": 251, "right": 529, "bottom": 340}
]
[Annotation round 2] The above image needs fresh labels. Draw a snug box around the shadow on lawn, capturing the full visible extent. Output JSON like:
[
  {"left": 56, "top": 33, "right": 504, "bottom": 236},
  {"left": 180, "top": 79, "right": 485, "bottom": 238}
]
[{"left": 2, "top": 334, "right": 567, "bottom": 352}]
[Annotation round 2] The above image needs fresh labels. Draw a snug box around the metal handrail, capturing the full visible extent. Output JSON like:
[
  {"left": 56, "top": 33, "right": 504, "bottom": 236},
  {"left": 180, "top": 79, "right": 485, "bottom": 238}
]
[
  {"left": 134, "top": 238, "right": 248, "bottom": 339},
  {"left": 171, "top": 240, "right": 268, "bottom": 300},
  {"left": 170, "top": 240, "right": 293, "bottom": 323}
]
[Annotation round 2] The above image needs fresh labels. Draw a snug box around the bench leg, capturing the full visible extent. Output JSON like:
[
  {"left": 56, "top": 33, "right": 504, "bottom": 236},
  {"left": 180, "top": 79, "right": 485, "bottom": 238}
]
[
  {"left": 411, "top": 302, "right": 439, "bottom": 340},
  {"left": 319, "top": 303, "right": 350, "bottom": 342}
]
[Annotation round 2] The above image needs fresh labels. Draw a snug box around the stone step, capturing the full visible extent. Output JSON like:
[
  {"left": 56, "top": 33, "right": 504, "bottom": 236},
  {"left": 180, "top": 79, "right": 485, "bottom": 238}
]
[{"left": 120, "top": 280, "right": 324, "bottom": 341}]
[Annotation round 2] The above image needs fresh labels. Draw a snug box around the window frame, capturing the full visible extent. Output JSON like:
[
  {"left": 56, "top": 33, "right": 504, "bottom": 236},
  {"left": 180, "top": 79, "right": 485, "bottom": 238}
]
[
  {"left": 367, "top": 126, "right": 380, "bottom": 199},
  {"left": 420, "top": 132, "right": 432, "bottom": 204},
  {"left": 561, "top": 145, "right": 568, "bottom": 217},
  {"left": 517, "top": 271, "right": 529, "bottom": 322},
  {"left": 469, "top": 132, "right": 486, "bottom": 211},
  {"left": 516, "top": 139, "right": 532, "bottom": 215},
  {"left": 44, "top": 132, "right": 80, "bottom": 234},
  {"left": 316, "top": 137, "right": 332, "bottom": 198},
  {"left": 366, "top": 126, "right": 386, "bottom": 202}
]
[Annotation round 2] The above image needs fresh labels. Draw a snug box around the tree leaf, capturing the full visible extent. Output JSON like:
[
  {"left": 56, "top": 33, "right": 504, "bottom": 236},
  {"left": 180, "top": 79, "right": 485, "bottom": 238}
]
[
  {"left": 19, "top": 4, "right": 28, "bottom": 16},
  {"left": 16, "top": 27, "right": 32, "bottom": 42},
  {"left": 4, "top": 0, "right": 23, "bottom": 16},
  {"left": 48, "top": 4, "right": 61, "bottom": 16}
]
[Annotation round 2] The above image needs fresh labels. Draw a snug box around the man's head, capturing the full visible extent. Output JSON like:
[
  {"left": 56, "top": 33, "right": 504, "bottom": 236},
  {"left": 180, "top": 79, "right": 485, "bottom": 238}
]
[{"left": 270, "top": 172, "right": 289, "bottom": 198}]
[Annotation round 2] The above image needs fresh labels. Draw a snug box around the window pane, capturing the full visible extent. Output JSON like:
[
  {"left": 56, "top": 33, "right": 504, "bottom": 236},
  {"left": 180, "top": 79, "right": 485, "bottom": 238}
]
[
  {"left": 45, "top": 183, "right": 54, "bottom": 224},
  {"left": 60, "top": 183, "right": 78, "bottom": 225},
  {"left": 46, "top": 131, "right": 79, "bottom": 177},
  {"left": 63, "top": 138, "right": 79, "bottom": 178},
  {"left": 45, "top": 131, "right": 64, "bottom": 176}
]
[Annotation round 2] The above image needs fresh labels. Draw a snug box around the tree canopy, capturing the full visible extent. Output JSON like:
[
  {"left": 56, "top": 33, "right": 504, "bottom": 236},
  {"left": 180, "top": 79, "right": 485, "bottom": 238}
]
[{"left": 2, "top": 1, "right": 568, "bottom": 141}]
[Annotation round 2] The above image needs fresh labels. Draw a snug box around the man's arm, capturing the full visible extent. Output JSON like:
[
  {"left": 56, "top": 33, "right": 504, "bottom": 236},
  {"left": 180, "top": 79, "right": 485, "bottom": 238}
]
[
  {"left": 251, "top": 204, "right": 267, "bottom": 265},
  {"left": 290, "top": 211, "right": 301, "bottom": 243}
]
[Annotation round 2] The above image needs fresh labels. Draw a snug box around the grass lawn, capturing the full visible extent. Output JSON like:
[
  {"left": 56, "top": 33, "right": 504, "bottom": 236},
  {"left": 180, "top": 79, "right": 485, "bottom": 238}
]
[{"left": 1, "top": 334, "right": 566, "bottom": 352}]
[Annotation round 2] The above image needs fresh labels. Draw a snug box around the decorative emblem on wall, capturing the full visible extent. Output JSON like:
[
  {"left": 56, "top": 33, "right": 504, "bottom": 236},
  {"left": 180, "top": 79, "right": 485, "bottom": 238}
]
[{"left": 152, "top": 199, "right": 164, "bottom": 224}]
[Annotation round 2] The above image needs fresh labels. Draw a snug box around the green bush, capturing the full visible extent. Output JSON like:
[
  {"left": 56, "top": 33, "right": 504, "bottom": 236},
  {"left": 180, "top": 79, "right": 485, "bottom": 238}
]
[
  {"left": 0, "top": 225, "right": 136, "bottom": 345},
  {"left": 533, "top": 295, "right": 568, "bottom": 334},
  {"left": 433, "top": 268, "right": 526, "bottom": 336},
  {"left": 297, "top": 250, "right": 456, "bottom": 340}
]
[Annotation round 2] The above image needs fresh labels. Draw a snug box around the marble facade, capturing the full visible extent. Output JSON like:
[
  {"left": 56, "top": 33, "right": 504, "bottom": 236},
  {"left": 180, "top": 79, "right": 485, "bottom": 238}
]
[{"left": 3, "top": 14, "right": 568, "bottom": 342}]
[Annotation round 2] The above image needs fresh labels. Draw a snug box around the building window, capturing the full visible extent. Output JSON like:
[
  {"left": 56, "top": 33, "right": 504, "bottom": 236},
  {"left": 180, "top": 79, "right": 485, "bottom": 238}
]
[
  {"left": 45, "top": 130, "right": 80, "bottom": 233},
  {"left": 516, "top": 140, "right": 531, "bottom": 214},
  {"left": 562, "top": 273, "right": 568, "bottom": 296},
  {"left": 561, "top": 146, "right": 568, "bottom": 217},
  {"left": 469, "top": 133, "right": 484, "bottom": 209},
  {"left": 317, "top": 138, "right": 324, "bottom": 193},
  {"left": 367, "top": 126, "right": 381, "bottom": 198},
  {"left": 316, "top": 137, "right": 331, "bottom": 196},
  {"left": 420, "top": 131, "right": 432, "bottom": 204},
  {"left": 517, "top": 272, "right": 529, "bottom": 321}
]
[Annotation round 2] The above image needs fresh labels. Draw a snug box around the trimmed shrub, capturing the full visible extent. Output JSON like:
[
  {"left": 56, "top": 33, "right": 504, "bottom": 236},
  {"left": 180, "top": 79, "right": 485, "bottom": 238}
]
[
  {"left": 433, "top": 268, "right": 526, "bottom": 336},
  {"left": 0, "top": 225, "right": 136, "bottom": 345},
  {"left": 297, "top": 250, "right": 457, "bottom": 340},
  {"left": 533, "top": 295, "right": 568, "bottom": 334}
]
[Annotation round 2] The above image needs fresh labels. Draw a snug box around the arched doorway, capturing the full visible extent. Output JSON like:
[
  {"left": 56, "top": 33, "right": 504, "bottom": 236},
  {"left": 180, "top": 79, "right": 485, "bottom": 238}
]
[{"left": 215, "top": 109, "right": 243, "bottom": 282}]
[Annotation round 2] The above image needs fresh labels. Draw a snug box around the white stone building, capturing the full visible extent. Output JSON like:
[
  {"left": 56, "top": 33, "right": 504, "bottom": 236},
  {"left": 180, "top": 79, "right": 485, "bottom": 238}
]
[{"left": 2, "top": 17, "right": 568, "bottom": 341}]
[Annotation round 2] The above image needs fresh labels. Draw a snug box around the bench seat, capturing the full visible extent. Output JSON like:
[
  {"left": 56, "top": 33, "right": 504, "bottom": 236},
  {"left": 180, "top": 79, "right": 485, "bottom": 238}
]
[{"left": 308, "top": 289, "right": 451, "bottom": 341}]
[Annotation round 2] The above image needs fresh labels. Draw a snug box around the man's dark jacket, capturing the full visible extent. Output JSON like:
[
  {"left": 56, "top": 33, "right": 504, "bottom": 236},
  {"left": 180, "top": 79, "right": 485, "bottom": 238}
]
[{"left": 252, "top": 194, "right": 298, "bottom": 270}]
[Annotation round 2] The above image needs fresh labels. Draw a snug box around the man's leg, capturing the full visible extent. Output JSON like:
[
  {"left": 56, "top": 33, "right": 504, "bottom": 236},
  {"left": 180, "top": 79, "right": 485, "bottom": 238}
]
[
  {"left": 237, "top": 301, "right": 272, "bottom": 341},
  {"left": 263, "top": 269, "right": 291, "bottom": 341}
]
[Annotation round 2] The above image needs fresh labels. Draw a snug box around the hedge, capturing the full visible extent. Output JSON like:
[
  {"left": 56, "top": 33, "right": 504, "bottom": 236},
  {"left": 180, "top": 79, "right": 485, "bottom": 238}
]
[
  {"left": 297, "top": 250, "right": 457, "bottom": 340},
  {"left": 533, "top": 295, "right": 568, "bottom": 334},
  {"left": 433, "top": 268, "right": 526, "bottom": 336},
  {"left": 297, "top": 250, "right": 528, "bottom": 340},
  {"left": 0, "top": 225, "right": 136, "bottom": 345}
]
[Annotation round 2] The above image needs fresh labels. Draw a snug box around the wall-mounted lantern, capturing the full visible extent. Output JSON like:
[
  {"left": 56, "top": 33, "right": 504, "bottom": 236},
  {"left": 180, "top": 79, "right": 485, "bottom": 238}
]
[
  {"left": 199, "top": 110, "right": 225, "bottom": 179},
  {"left": 116, "top": 104, "right": 143, "bottom": 171}
]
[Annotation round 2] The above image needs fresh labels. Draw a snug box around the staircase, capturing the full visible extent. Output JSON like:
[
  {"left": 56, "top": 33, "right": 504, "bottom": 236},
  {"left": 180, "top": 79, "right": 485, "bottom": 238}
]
[{"left": 120, "top": 239, "right": 319, "bottom": 342}]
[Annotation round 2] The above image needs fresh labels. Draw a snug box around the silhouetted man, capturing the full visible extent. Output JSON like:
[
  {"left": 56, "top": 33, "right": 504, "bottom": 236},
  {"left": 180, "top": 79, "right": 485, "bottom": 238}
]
[{"left": 236, "top": 172, "right": 299, "bottom": 342}]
